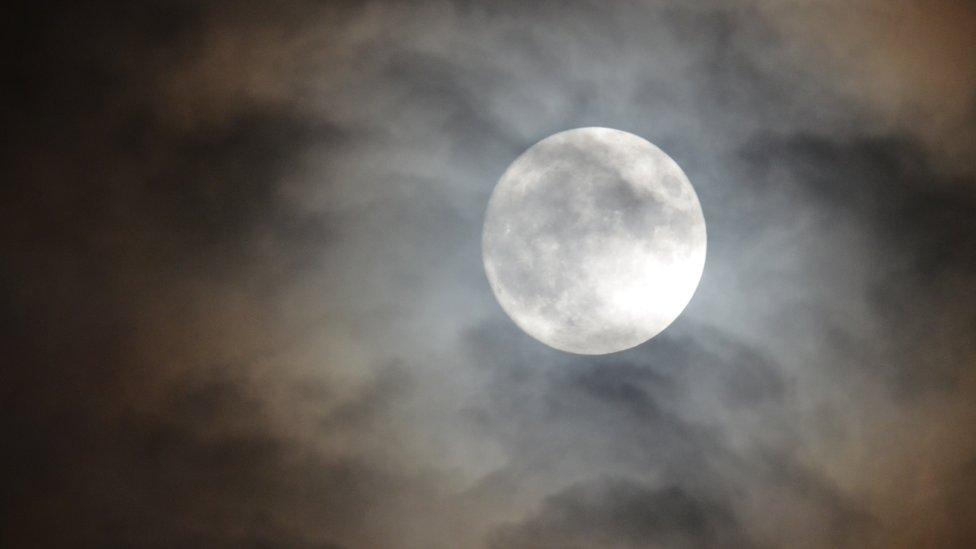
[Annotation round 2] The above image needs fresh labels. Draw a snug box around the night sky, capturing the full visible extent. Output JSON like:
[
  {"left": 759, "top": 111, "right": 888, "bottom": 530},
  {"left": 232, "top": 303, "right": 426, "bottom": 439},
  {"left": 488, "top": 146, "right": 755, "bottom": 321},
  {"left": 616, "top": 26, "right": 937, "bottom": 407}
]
[{"left": 4, "top": 1, "right": 976, "bottom": 547}]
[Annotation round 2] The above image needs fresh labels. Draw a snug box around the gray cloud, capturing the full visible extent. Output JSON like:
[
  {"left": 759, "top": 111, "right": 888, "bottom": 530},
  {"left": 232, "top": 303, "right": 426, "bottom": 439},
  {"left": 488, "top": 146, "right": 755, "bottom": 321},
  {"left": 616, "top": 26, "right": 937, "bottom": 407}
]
[
  {"left": 3, "top": 0, "right": 975, "bottom": 547},
  {"left": 489, "top": 478, "right": 749, "bottom": 549}
]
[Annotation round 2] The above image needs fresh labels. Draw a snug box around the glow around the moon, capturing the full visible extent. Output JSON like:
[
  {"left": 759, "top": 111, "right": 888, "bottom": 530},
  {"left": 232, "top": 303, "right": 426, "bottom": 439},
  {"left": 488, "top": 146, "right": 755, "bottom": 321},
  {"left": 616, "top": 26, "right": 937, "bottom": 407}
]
[{"left": 482, "top": 127, "right": 706, "bottom": 355}]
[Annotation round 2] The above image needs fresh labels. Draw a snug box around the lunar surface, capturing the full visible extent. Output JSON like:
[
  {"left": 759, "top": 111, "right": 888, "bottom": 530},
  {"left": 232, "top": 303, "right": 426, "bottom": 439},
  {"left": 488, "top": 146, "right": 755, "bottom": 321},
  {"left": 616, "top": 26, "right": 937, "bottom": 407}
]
[{"left": 482, "top": 127, "right": 706, "bottom": 354}]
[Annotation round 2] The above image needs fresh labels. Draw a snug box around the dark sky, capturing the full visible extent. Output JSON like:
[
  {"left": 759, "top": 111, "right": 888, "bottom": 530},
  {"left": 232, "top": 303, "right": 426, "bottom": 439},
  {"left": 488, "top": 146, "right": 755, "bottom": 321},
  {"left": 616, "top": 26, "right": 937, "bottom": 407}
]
[{"left": 4, "top": 1, "right": 976, "bottom": 547}]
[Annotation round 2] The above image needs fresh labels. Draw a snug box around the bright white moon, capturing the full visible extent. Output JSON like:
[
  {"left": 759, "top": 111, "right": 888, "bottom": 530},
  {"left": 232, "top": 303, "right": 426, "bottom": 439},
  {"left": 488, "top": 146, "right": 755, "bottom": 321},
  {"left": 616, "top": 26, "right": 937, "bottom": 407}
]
[{"left": 482, "top": 127, "right": 706, "bottom": 355}]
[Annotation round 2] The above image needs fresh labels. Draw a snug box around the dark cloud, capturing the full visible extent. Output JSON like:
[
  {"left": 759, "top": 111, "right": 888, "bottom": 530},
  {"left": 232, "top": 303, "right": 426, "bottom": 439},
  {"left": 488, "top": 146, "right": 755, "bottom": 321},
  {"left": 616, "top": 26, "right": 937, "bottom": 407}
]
[
  {"left": 738, "top": 133, "right": 976, "bottom": 395},
  {"left": 3, "top": 0, "right": 976, "bottom": 547},
  {"left": 489, "top": 479, "right": 750, "bottom": 549}
]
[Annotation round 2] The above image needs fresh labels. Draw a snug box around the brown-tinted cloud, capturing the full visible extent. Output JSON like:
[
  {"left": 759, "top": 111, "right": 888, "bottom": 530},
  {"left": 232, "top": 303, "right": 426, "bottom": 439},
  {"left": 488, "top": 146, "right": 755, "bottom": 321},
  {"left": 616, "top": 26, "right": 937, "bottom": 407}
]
[{"left": 3, "top": 1, "right": 975, "bottom": 547}]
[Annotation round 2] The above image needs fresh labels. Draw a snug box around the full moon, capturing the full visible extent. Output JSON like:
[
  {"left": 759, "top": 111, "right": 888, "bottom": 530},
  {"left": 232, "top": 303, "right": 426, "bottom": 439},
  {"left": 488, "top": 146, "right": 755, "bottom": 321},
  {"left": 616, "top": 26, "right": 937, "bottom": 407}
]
[{"left": 482, "top": 127, "right": 706, "bottom": 355}]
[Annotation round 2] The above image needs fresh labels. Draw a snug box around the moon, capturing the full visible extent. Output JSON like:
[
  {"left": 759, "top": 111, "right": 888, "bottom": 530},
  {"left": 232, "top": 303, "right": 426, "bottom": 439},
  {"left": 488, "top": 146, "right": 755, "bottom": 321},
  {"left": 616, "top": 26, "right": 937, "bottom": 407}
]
[{"left": 482, "top": 127, "right": 706, "bottom": 355}]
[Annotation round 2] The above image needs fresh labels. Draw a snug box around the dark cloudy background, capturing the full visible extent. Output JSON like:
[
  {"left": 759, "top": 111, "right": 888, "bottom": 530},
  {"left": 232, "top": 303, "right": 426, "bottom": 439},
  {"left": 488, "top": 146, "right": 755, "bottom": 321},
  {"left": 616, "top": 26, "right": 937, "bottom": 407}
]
[{"left": 4, "top": 1, "right": 976, "bottom": 547}]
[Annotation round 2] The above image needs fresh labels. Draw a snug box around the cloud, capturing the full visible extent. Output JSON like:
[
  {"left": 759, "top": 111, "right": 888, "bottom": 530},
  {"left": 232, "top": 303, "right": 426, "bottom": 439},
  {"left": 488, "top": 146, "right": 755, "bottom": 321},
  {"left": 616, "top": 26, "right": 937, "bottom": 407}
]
[
  {"left": 489, "top": 478, "right": 750, "bottom": 549},
  {"left": 3, "top": 0, "right": 976, "bottom": 547}
]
